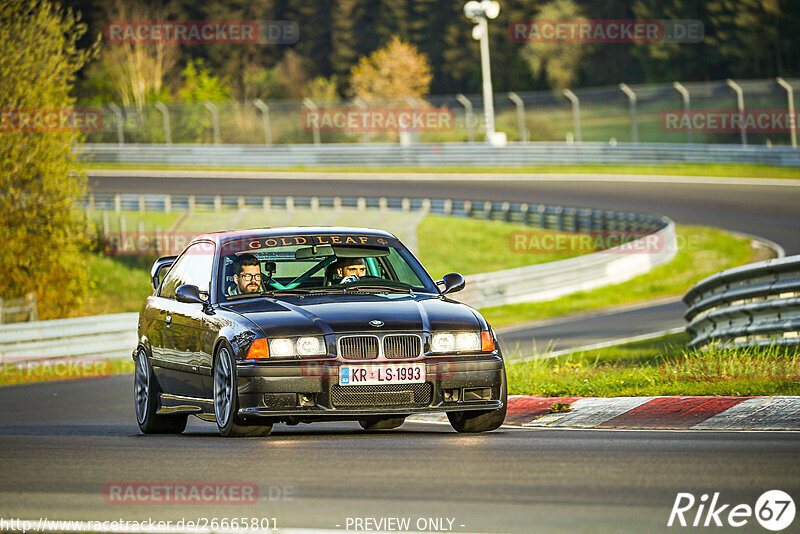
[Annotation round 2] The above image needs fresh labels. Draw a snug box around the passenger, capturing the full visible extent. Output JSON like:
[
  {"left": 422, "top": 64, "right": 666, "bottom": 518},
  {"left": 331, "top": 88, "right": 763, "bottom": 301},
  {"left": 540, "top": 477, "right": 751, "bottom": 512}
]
[
  {"left": 335, "top": 257, "right": 367, "bottom": 284},
  {"left": 232, "top": 253, "right": 262, "bottom": 295}
]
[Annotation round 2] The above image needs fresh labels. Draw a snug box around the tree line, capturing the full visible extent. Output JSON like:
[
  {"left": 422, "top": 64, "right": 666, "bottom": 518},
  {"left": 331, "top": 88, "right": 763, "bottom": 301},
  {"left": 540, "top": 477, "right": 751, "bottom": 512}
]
[{"left": 63, "top": 0, "right": 799, "bottom": 103}]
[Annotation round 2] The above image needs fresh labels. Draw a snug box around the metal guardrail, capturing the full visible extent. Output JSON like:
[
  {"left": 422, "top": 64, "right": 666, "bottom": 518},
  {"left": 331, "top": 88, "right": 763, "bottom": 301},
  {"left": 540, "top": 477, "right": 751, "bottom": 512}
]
[
  {"left": 80, "top": 142, "right": 800, "bottom": 167},
  {"left": 460, "top": 220, "right": 675, "bottom": 308},
  {"left": 1, "top": 196, "right": 676, "bottom": 363},
  {"left": 683, "top": 255, "right": 800, "bottom": 349},
  {"left": 0, "top": 313, "right": 138, "bottom": 364}
]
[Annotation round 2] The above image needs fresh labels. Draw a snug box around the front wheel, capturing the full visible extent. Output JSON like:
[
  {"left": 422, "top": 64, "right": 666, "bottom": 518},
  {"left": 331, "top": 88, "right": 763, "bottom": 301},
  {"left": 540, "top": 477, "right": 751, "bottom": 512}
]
[
  {"left": 214, "top": 343, "right": 272, "bottom": 438},
  {"left": 134, "top": 348, "right": 188, "bottom": 434},
  {"left": 447, "top": 366, "right": 507, "bottom": 433}
]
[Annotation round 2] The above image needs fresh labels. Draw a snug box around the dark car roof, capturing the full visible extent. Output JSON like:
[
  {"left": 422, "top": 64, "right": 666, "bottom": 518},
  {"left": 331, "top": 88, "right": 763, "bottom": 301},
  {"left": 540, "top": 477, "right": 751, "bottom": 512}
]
[{"left": 192, "top": 227, "right": 399, "bottom": 246}]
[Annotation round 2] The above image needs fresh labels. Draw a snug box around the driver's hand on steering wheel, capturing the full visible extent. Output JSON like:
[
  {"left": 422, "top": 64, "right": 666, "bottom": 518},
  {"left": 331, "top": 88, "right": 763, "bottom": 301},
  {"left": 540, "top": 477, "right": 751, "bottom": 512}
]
[{"left": 341, "top": 275, "right": 360, "bottom": 284}]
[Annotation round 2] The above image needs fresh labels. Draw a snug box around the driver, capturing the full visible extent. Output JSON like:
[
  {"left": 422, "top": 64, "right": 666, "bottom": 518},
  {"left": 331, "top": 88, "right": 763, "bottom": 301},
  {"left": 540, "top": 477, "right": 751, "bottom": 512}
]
[
  {"left": 335, "top": 257, "right": 366, "bottom": 284},
  {"left": 232, "top": 253, "right": 262, "bottom": 295}
]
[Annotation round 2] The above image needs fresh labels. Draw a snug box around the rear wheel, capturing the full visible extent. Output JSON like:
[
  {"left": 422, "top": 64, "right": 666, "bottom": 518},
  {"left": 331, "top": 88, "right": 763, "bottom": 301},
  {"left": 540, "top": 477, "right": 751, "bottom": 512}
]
[
  {"left": 358, "top": 416, "right": 406, "bottom": 431},
  {"left": 214, "top": 344, "right": 272, "bottom": 438},
  {"left": 447, "top": 366, "right": 507, "bottom": 433},
  {"left": 134, "top": 348, "right": 188, "bottom": 434}
]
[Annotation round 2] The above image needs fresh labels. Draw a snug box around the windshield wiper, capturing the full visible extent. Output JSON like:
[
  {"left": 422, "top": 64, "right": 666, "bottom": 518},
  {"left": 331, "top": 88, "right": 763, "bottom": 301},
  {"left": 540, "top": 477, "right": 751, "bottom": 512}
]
[
  {"left": 227, "top": 289, "right": 312, "bottom": 300},
  {"left": 345, "top": 285, "right": 413, "bottom": 294},
  {"left": 260, "top": 289, "right": 314, "bottom": 296},
  {"left": 227, "top": 292, "right": 268, "bottom": 301}
]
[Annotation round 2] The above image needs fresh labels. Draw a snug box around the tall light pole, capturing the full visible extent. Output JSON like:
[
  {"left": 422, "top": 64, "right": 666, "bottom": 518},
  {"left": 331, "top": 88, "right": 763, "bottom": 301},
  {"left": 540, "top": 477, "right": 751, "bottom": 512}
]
[{"left": 464, "top": 1, "right": 504, "bottom": 146}]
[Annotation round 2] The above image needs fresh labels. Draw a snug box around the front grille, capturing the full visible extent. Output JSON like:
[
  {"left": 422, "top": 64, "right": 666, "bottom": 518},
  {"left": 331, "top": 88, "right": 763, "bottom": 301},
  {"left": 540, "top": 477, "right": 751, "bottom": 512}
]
[
  {"left": 331, "top": 383, "right": 432, "bottom": 407},
  {"left": 383, "top": 335, "right": 422, "bottom": 359},
  {"left": 339, "top": 336, "right": 379, "bottom": 360}
]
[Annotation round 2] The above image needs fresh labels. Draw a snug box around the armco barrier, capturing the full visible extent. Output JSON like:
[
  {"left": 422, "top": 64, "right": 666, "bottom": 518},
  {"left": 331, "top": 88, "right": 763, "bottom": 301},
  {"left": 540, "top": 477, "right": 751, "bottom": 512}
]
[
  {"left": 0, "top": 313, "right": 138, "bottom": 364},
  {"left": 683, "top": 255, "right": 800, "bottom": 349},
  {"left": 79, "top": 142, "right": 800, "bottom": 167},
  {"left": 459, "top": 220, "right": 675, "bottom": 308},
  {"left": 2, "top": 197, "right": 676, "bottom": 363}
]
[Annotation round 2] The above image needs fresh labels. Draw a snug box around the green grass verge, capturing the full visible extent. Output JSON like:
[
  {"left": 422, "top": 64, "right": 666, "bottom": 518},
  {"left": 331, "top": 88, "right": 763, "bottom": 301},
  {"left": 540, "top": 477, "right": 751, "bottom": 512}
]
[
  {"left": 0, "top": 357, "right": 134, "bottom": 387},
  {"left": 480, "top": 226, "right": 757, "bottom": 327},
  {"left": 506, "top": 333, "right": 800, "bottom": 397},
  {"left": 85, "top": 254, "right": 153, "bottom": 316},
  {"left": 80, "top": 162, "right": 800, "bottom": 179}
]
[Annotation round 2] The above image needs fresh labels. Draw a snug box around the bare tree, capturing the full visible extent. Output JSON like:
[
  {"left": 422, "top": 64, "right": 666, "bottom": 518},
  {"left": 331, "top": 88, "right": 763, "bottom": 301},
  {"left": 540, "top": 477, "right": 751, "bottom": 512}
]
[{"left": 101, "top": 0, "right": 177, "bottom": 111}]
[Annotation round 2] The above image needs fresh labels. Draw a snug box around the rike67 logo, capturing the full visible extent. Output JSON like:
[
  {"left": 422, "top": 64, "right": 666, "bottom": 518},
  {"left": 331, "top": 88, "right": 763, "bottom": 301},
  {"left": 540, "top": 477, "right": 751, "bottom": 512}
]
[{"left": 668, "top": 490, "right": 795, "bottom": 531}]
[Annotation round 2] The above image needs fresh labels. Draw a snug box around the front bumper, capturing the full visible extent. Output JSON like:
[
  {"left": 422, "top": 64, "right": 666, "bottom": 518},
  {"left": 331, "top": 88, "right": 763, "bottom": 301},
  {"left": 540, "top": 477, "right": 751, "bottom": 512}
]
[{"left": 235, "top": 355, "right": 504, "bottom": 420}]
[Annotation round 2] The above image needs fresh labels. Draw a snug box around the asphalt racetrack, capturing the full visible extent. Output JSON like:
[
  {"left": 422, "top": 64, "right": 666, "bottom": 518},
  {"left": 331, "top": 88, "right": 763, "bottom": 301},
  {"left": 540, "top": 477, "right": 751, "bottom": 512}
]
[
  {"left": 1, "top": 173, "right": 798, "bottom": 533},
  {"left": 1, "top": 375, "right": 799, "bottom": 533},
  {"left": 89, "top": 172, "right": 800, "bottom": 253}
]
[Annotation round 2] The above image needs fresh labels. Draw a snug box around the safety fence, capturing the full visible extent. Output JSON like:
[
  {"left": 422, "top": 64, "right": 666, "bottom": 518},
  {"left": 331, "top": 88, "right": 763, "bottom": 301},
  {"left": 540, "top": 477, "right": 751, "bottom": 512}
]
[
  {"left": 80, "top": 78, "right": 800, "bottom": 147},
  {"left": 684, "top": 255, "right": 800, "bottom": 349}
]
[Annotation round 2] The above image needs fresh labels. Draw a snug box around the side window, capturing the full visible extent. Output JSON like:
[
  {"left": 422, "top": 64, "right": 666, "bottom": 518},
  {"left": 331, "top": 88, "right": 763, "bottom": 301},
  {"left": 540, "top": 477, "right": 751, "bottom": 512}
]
[
  {"left": 182, "top": 242, "right": 215, "bottom": 293},
  {"left": 159, "top": 256, "right": 188, "bottom": 299},
  {"left": 159, "top": 242, "right": 215, "bottom": 298}
]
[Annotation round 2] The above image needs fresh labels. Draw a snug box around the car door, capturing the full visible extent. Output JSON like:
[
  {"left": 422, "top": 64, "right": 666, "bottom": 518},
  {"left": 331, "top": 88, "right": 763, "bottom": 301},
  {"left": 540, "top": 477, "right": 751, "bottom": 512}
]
[
  {"left": 168, "top": 241, "right": 216, "bottom": 398},
  {"left": 153, "top": 242, "right": 212, "bottom": 397}
]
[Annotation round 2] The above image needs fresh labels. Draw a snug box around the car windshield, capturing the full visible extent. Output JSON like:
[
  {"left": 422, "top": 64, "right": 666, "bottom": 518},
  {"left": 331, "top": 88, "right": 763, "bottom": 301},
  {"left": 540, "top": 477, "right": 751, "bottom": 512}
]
[{"left": 218, "top": 233, "right": 438, "bottom": 300}]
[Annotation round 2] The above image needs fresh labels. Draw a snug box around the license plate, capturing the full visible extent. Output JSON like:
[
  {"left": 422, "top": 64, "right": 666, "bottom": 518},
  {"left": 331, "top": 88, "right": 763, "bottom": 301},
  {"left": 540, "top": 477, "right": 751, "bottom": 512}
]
[{"left": 339, "top": 363, "right": 426, "bottom": 386}]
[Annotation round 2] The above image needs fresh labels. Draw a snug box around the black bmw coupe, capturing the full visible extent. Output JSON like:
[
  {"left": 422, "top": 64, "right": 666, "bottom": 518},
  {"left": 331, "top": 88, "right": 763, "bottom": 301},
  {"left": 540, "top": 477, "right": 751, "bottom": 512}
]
[{"left": 134, "top": 227, "right": 507, "bottom": 437}]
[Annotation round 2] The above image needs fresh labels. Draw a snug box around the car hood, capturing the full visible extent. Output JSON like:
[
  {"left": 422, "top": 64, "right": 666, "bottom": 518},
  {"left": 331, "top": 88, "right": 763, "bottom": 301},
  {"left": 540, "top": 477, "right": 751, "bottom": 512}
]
[{"left": 223, "top": 293, "right": 484, "bottom": 337}]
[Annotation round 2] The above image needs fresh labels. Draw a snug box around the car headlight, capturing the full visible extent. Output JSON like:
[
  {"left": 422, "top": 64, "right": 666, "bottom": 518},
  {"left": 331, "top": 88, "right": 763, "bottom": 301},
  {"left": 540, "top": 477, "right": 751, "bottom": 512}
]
[
  {"left": 269, "top": 338, "right": 294, "bottom": 358},
  {"left": 296, "top": 336, "right": 323, "bottom": 356},
  {"left": 431, "top": 333, "right": 456, "bottom": 353},
  {"left": 265, "top": 336, "right": 327, "bottom": 358},
  {"left": 431, "top": 331, "right": 492, "bottom": 354},
  {"left": 455, "top": 332, "right": 480, "bottom": 351}
]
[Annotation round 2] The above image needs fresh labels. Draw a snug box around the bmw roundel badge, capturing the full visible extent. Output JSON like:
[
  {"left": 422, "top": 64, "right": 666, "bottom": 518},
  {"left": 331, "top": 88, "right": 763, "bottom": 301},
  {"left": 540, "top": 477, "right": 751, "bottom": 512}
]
[{"left": 369, "top": 320, "right": 384, "bottom": 327}]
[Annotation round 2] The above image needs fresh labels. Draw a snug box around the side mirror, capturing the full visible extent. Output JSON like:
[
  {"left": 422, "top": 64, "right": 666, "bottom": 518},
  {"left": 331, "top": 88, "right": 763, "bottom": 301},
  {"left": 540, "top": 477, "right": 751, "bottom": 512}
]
[
  {"left": 438, "top": 272, "right": 465, "bottom": 294},
  {"left": 175, "top": 284, "right": 208, "bottom": 305}
]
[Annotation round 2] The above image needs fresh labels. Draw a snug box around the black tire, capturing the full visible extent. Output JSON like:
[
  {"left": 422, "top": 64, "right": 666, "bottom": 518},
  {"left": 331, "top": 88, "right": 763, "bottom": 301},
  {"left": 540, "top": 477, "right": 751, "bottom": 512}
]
[
  {"left": 447, "top": 366, "right": 507, "bottom": 433},
  {"left": 134, "top": 348, "right": 188, "bottom": 434},
  {"left": 358, "top": 416, "right": 406, "bottom": 430},
  {"left": 214, "top": 342, "right": 273, "bottom": 438}
]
